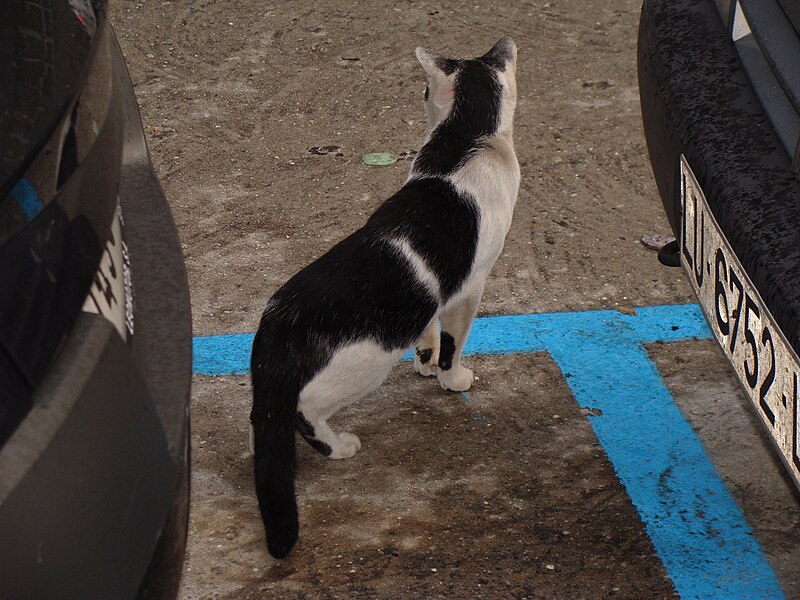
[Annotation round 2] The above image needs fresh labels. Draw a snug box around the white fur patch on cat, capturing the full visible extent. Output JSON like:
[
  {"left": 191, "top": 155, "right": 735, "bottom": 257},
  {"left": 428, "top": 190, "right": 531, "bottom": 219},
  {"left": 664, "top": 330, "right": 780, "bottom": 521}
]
[
  {"left": 299, "top": 340, "right": 404, "bottom": 415},
  {"left": 387, "top": 236, "right": 443, "bottom": 302}
]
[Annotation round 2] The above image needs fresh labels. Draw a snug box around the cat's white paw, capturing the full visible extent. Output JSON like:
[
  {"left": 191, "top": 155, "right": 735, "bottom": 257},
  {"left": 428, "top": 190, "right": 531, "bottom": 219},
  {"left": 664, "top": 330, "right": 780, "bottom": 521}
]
[
  {"left": 414, "top": 353, "right": 438, "bottom": 377},
  {"left": 329, "top": 432, "right": 362, "bottom": 460},
  {"left": 438, "top": 365, "right": 474, "bottom": 392}
]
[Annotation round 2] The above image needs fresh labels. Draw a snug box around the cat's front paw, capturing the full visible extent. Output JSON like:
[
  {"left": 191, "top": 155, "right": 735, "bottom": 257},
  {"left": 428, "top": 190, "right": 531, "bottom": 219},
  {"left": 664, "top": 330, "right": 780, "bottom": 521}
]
[
  {"left": 414, "top": 352, "right": 438, "bottom": 377},
  {"left": 329, "top": 432, "right": 362, "bottom": 460},
  {"left": 438, "top": 365, "right": 474, "bottom": 392}
]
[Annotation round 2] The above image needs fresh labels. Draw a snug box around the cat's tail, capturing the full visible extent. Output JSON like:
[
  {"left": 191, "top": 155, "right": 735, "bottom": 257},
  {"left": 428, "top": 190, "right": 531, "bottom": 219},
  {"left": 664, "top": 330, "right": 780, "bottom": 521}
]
[{"left": 252, "top": 405, "right": 299, "bottom": 559}]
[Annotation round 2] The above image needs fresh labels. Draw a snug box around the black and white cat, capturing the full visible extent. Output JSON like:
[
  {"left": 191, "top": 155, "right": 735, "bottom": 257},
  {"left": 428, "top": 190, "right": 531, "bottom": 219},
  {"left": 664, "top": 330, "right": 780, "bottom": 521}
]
[{"left": 250, "top": 37, "right": 520, "bottom": 559}]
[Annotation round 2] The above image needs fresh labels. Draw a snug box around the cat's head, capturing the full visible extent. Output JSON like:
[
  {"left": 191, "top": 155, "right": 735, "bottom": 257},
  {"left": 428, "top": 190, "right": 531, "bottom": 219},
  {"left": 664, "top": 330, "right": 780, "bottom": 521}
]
[{"left": 415, "top": 37, "right": 517, "bottom": 138}]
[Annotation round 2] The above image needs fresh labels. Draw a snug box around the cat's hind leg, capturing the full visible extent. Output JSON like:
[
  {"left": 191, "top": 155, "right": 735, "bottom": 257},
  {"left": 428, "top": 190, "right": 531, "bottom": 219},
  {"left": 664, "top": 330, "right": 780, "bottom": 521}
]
[
  {"left": 295, "top": 408, "right": 361, "bottom": 460},
  {"left": 296, "top": 340, "right": 400, "bottom": 459},
  {"left": 437, "top": 286, "right": 483, "bottom": 392},
  {"left": 413, "top": 318, "right": 440, "bottom": 377}
]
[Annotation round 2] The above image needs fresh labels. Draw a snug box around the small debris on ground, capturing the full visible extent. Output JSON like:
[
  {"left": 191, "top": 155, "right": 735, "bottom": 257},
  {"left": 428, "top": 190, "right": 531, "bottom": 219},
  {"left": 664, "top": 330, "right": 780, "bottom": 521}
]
[
  {"left": 640, "top": 234, "right": 675, "bottom": 251},
  {"left": 308, "top": 145, "right": 343, "bottom": 156},
  {"left": 582, "top": 80, "right": 612, "bottom": 90},
  {"left": 580, "top": 407, "right": 604, "bottom": 417}
]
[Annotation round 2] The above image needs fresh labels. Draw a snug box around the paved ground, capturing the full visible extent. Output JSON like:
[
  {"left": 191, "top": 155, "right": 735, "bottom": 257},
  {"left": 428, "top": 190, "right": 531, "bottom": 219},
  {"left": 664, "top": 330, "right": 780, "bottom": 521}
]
[{"left": 110, "top": 0, "right": 800, "bottom": 597}]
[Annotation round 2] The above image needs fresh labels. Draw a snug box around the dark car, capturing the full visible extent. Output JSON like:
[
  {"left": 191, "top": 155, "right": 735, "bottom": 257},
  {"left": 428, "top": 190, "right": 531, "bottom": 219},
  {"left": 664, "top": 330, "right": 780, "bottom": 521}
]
[
  {"left": 639, "top": 0, "right": 800, "bottom": 490},
  {"left": 0, "top": 0, "right": 192, "bottom": 596}
]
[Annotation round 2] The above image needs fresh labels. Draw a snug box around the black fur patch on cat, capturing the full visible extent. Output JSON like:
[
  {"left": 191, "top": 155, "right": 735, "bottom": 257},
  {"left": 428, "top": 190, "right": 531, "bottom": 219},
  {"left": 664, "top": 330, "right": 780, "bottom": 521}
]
[
  {"left": 480, "top": 36, "right": 515, "bottom": 70},
  {"left": 250, "top": 415, "right": 298, "bottom": 559},
  {"left": 416, "top": 347, "right": 433, "bottom": 364},
  {"left": 251, "top": 177, "right": 479, "bottom": 558},
  {"left": 438, "top": 331, "right": 456, "bottom": 371},
  {"left": 359, "top": 177, "right": 480, "bottom": 300},
  {"left": 251, "top": 179, "right": 479, "bottom": 559},
  {"left": 296, "top": 412, "right": 332, "bottom": 457},
  {"left": 414, "top": 60, "right": 503, "bottom": 177},
  {"left": 251, "top": 176, "right": 479, "bottom": 440},
  {"left": 434, "top": 56, "right": 459, "bottom": 75}
]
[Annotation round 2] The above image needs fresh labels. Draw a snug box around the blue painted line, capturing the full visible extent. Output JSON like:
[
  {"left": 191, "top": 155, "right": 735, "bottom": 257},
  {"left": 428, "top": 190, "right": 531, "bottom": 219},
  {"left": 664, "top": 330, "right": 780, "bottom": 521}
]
[
  {"left": 11, "top": 178, "right": 44, "bottom": 221},
  {"left": 193, "top": 332, "right": 254, "bottom": 376},
  {"left": 535, "top": 310, "right": 782, "bottom": 599},
  {"left": 192, "top": 312, "right": 550, "bottom": 376},
  {"left": 192, "top": 303, "right": 784, "bottom": 598}
]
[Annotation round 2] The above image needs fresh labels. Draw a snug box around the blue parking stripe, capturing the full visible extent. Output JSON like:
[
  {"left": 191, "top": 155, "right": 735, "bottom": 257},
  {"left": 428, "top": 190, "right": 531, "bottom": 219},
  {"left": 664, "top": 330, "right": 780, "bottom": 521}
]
[
  {"left": 193, "top": 332, "right": 255, "bottom": 376},
  {"left": 11, "top": 178, "right": 44, "bottom": 222},
  {"left": 192, "top": 303, "right": 784, "bottom": 598},
  {"left": 533, "top": 307, "right": 783, "bottom": 599}
]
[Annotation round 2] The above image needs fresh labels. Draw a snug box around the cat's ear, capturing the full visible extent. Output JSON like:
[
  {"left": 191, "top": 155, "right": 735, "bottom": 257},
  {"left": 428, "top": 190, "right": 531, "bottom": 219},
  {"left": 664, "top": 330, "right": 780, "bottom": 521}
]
[
  {"left": 481, "top": 36, "right": 517, "bottom": 71},
  {"left": 415, "top": 47, "right": 452, "bottom": 80},
  {"left": 415, "top": 47, "right": 456, "bottom": 108}
]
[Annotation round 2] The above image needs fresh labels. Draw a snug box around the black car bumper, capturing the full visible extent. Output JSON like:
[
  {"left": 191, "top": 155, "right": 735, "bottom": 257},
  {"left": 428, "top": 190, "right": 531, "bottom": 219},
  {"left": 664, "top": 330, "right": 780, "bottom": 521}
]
[
  {"left": 638, "top": 0, "right": 800, "bottom": 355},
  {"left": 0, "top": 28, "right": 191, "bottom": 599}
]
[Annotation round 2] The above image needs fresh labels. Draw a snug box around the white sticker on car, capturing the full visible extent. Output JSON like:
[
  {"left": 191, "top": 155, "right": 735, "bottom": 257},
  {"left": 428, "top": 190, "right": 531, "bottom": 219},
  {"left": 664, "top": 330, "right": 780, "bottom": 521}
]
[{"left": 82, "top": 202, "right": 134, "bottom": 344}]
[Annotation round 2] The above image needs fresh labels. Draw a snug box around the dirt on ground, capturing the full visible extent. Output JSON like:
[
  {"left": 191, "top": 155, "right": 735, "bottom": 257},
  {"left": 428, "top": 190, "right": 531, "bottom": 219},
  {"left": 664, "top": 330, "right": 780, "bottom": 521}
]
[{"left": 107, "top": 0, "right": 740, "bottom": 597}]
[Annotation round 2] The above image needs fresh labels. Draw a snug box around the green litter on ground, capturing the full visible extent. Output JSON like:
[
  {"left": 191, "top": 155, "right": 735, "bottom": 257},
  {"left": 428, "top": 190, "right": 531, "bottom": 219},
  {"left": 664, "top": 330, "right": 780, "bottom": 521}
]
[{"left": 362, "top": 152, "right": 397, "bottom": 166}]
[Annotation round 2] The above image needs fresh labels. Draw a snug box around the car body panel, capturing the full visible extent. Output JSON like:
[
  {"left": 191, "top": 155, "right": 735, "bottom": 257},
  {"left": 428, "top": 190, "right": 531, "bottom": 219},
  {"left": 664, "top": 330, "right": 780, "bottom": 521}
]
[
  {"left": 0, "top": 0, "right": 105, "bottom": 198},
  {"left": 0, "top": 2, "right": 191, "bottom": 595},
  {"left": 0, "top": 3, "right": 121, "bottom": 445},
  {"left": 638, "top": 0, "right": 800, "bottom": 358},
  {"left": 0, "top": 315, "right": 176, "bottom": 598}
]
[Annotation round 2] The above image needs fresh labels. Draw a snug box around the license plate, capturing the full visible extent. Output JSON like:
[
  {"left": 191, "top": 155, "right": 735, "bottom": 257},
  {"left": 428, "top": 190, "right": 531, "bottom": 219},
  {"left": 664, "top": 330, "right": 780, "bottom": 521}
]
[{"left": 680, "top": 155, "right": 800, "bottom": 488}]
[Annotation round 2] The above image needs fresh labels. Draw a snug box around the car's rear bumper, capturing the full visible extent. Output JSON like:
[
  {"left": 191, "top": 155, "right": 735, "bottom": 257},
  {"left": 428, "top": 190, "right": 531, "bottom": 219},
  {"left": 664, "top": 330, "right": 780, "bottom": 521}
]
[
  {"left": 0, "top": 29, "right": 191, "bottom": 598},
  {"left": 638, "top": 0, "right": 800, "bottom": 355}
]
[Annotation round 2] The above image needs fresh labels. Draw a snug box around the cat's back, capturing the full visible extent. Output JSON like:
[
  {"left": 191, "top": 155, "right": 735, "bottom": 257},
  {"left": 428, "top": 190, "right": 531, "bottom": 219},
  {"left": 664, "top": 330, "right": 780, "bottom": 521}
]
[{"left": 276, "top": 178, "right": 477, "bottom": 300}]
